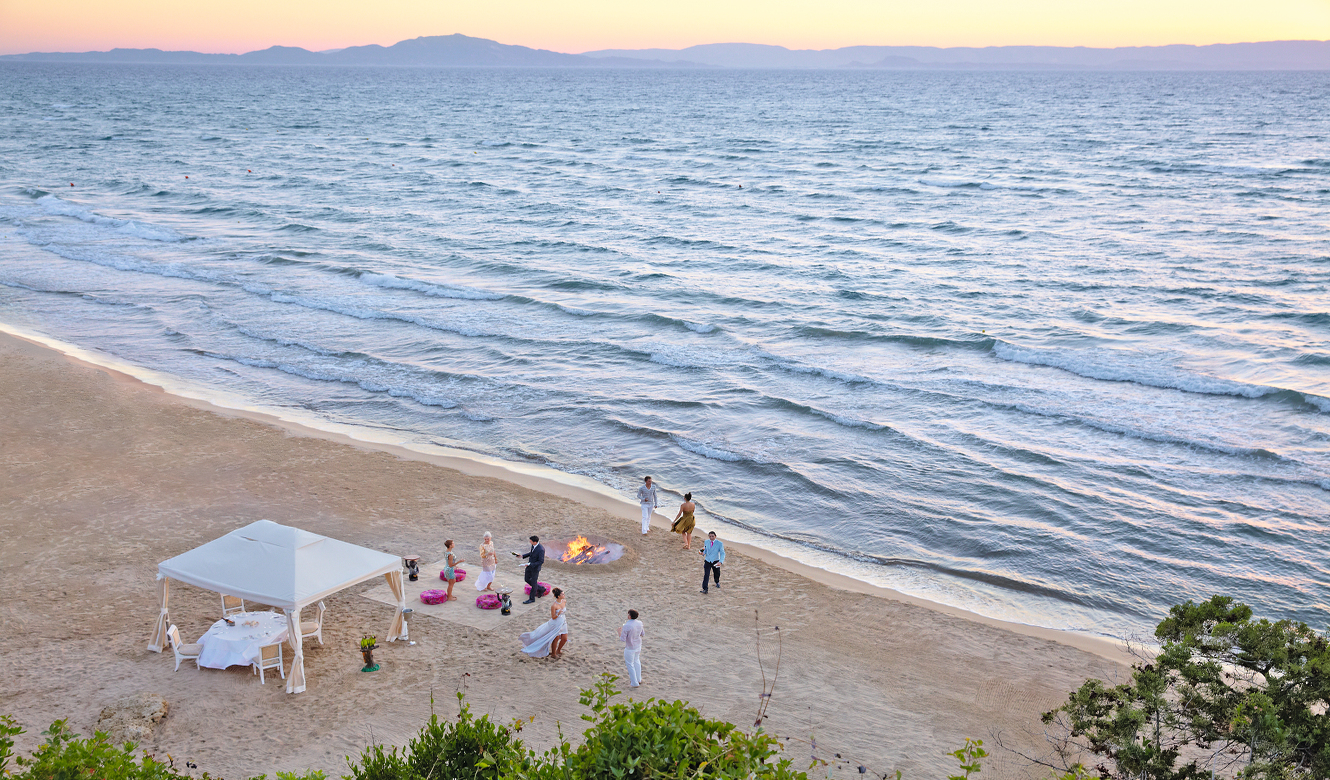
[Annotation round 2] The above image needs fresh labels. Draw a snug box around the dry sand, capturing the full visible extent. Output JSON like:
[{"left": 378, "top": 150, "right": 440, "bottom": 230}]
[{"left": 0, "top": 331, "right": 1130, "bottom": 779}]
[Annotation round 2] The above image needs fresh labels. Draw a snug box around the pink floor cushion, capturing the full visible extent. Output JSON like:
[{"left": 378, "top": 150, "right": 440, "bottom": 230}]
[
  {"left": 476, "top": 593, "right": 502, "bottom": 610},
  {"left": 523, "top": 582, "right": 552, "bottom": 596},
  {"left": 420, "top": 589, "right": 449, "bottom": 605},
  {"left": 438, "top": 568, "right": 467, "bottom": 582}
]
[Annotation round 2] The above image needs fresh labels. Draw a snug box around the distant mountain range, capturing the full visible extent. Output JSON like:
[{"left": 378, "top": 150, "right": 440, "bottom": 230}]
[{"left": 2, "top": 33, "right": 1327, "bottom": 70}]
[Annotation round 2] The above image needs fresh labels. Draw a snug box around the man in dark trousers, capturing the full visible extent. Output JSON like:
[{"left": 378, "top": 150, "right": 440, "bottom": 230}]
[{"left": 514, "top": 535, "right": 546, "bottom": 604}]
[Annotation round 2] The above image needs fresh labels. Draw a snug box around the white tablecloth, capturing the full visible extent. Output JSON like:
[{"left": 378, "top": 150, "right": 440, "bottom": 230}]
[{"left": 196, "top": 611, "right": 289, "bottom": 669}]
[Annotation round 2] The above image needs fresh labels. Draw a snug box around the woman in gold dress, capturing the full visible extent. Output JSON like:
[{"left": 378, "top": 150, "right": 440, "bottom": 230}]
[{"left": 671, "top": 492, "right": 697, "bottom": 549}]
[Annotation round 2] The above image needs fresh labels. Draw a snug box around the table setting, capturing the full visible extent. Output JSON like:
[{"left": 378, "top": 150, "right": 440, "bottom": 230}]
[{"left": 195, "top": 610, "right": 289, "bottom": 669}]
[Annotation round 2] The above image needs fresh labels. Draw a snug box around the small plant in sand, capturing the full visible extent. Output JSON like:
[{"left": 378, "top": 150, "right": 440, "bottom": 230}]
[{"left": 359, "top": 634, "right": 380, "bottom": 672}]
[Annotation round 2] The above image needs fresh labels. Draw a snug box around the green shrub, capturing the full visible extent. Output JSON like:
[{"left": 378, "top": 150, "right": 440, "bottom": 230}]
[
  {"left": 1, "top": 714, "right": 22, "bottom": 776},
  {"left": 559, "top": 674, "right": 806, "bottom": 780},
  {"left": 1045, "top": 595, "right": 1330, "bottom": 780},
  {"left": 406, "top": 695, "right": 528, "bottom": 780},
  {"left": 344, "top": 694, "right": 527, "bottom": 780},
  {"left": 7, "top": 719, "right": 194, "bottom": 780},
  {"left": 345, "top": 743, "right": 416, "bottom": 780}
]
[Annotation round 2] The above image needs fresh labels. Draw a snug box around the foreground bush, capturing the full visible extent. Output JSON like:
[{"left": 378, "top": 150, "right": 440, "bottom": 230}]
[
  {"left": 1043, "top": 595, "right": 1330, "bottom": 780},
  {"left": 344, "top": 679, "right": 805, "bottom": 780},
  {"left": 2, "top": 674, "right": 1124, "bottom": 780},
  {"left": 344, "top": 695, "right": 527, "bottom": 780},
  {"left": 0, "top": 717, "right": 194, "bottom": 780}
]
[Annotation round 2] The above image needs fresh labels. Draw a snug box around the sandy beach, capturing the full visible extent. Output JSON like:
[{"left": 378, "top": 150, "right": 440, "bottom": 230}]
[{"left": 0, "top": 330, "right": 1129, "bottom": 779}]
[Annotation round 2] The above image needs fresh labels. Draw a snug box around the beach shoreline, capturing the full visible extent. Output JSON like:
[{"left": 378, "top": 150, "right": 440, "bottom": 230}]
[
  {"left": 0, "top": 322, "right": 1132, "bottom": 664},
  {"left": 0, "top": 326, "right": 1131, "bottom": 780}
]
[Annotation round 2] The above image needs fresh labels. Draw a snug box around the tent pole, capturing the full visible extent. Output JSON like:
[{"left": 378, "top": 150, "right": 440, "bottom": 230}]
[{"left": 148, "top": 575, "right": 170, "bottom": 652}]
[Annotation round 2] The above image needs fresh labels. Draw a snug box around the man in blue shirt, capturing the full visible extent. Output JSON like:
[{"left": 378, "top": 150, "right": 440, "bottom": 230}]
[{"left": 699, "top": 531, "right": 725, "bottom": 594}]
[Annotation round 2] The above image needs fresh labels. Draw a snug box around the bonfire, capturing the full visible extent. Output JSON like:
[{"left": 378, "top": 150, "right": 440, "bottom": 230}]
[{"left": 561, "top": 535, "right": 608, "bottom": 564}]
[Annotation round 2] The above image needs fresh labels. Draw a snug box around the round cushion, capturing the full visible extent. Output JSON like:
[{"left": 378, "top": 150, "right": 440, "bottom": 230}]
[
  {"left": 523, "top": 582, "right": 552, "bottom": 596},
  {"left": 476, "top": 593, "right": 502, "bottom": 610},
  {"left": 438, "top": 568, "right": 467, "bottom": 582},
  {"left": 420, "top": 589, "right": 449, "bottom": 605}
]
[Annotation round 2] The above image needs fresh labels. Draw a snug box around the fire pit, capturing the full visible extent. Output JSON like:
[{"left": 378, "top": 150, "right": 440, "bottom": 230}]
[{"left": 545, "top": 534, "right": 636, "bottom": 573}]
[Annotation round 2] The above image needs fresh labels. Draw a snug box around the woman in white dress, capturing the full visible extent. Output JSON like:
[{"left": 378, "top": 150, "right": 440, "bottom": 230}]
[
  {"left": 475, "top": 532, "right": 498, "bottom": 592},
  {"left": 519, "top": 587, "right": 568, "bottom": 659}
]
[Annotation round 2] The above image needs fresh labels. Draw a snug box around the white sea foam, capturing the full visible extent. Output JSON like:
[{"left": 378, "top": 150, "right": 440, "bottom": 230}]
[
  {"left": 684, "top": 321, "right": 716, "bottom": 333},
  {"left": 645, "top": 342, "right": 741, "bottom": 368},
  {"left": 809, "top": 407, "right": 889, "bottom": 431},
  {"left": 218, "top": 352, "right": 459, "bottom": 409},
  {"left": 358, "top": 271, "right": 504, "bottom": 301},
  {"left": 918, "top": 177, "right": 975, "bottom": 188},
  {"left": 37, "top": 195, "right": 185, "bottom": 242},
  {"left": 992, "top": 341, "right": 1289, "bottom": 403},
  {"left": 19, "top": 233, "right": 219, "bottom": 284},
  {"left": 670, "top": 435, "right": 746, "bottom": 462}
]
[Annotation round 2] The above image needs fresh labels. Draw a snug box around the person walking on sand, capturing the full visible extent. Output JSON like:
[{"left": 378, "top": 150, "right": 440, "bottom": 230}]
[
  {"left": 670, "top": 492, "right": 697, "bottom": 549},
  {"left": 637, "top": 475, "right": 659, "bottom": 535},
  {"left": 519, "top": 587, "right": 568, "bottom": 659},
  {"left": 699, "top": 531, "right": 725, "bottom": 594},
  {"left": 619, "top": 609, "right": 645, "bottom": 687},
  {"left": 475, "top": 532, "right": 498, "bottom": 592},
  {"left": 514, "top": 535, "right": 546, "bottom": 603},
  {"left": 442, "top": 539, "right": 465, "bottom": 602}
]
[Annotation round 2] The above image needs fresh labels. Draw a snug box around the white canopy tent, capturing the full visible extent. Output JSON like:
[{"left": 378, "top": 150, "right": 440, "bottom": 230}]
[{"left": 148, "top": 520, "right": 406, "bottom": 693}]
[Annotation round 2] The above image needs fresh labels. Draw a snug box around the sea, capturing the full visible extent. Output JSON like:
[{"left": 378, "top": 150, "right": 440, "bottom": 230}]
[{"left": 1, "top": 63, "right": 1327, "bottom": 641}]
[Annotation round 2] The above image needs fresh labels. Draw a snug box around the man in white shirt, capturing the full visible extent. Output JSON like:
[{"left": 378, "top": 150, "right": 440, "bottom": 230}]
[
  {"left": 636, "top": 476, "right": 658, "bottom": 535},
  {"left": 618, "top": 609, "right": 645, "bottom": 688}
]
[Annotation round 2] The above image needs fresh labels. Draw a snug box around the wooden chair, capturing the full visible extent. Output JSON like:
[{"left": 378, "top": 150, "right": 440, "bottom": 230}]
[
  {"left": 300, "top": 601, "right": 327, "bottom": 645},
  {"left": 221, "top": 594, "right": 246, "bottom": 617},
  {"left": 252, "top": 642, "right": 284, "bottom": 685},
  {"left": 166, "top": 624, "right": 202, "bottom": 671}
]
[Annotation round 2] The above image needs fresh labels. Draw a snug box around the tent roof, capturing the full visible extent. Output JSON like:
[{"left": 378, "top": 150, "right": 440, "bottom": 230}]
[{"left": 157, "top": 520, "right": 401, "bottom": 611}]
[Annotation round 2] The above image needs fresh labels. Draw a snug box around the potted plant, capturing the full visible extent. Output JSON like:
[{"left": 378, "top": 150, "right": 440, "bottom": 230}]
[{"left": 359, "top": 634, "right": 379, "bottom": 672}]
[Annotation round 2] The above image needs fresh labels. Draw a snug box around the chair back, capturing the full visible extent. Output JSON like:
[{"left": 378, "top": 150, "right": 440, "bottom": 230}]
[
  {"left": 222, "top": 594, "right": 245, "bottom": 615},
  {"left": 167, "top": 624, "right": 182, "bottom": 649},
  {"left": 259, "top": 643, "right": 282, "bottom": 663}
]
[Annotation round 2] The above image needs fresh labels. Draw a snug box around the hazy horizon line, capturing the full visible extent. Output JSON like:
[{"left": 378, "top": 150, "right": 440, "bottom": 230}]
[{"left": 4, "top": 32, "right": 1328, "bottom": 58}]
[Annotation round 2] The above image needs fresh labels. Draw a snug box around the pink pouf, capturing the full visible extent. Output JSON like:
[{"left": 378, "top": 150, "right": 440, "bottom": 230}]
[
  {"left": 439, "top": 568, "right": 467, "bottom": 582},
  {"left": 524, "top": 582, "right": 552, "bottom": 596},
  {"left": 476, "top": 593, "right": 502, "bottom": 610},
  {"left": 420, "top": 589, "right": 449, "bottom": 605}
]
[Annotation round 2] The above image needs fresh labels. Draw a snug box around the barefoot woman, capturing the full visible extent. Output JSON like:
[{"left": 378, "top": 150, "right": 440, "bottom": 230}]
[{"left": 671, "top": 492, "right": 697, "bottom": 549}]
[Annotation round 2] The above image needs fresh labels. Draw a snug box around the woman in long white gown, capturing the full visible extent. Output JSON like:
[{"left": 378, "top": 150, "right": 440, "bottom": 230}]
[{"left": 519, "top": 588, "right": 568, "bottom": 659}]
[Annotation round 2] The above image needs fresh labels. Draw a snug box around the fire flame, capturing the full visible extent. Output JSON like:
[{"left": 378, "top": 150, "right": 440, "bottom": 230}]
[{"left": 561, "top": 535, "right": 607, "bottom": 564}]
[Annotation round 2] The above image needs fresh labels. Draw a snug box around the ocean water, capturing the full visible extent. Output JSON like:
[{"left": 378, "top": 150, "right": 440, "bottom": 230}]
[{"left": 1, "top": 64, "right": 1327, "bottom": 639}]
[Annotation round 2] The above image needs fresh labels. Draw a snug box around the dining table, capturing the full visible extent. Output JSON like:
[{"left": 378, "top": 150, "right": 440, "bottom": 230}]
[{"left": 196, "top": 610, "right": 289, "bottom": 670}]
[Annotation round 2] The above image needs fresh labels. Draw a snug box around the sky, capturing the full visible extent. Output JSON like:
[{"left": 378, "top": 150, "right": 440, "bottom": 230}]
[{"left": 1, "top": 0, "right": 1328, "bottom": 55}]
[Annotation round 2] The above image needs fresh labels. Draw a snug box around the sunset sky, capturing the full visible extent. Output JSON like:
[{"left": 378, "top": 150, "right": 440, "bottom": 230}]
[{"left": 1, "top": 0, "right": 1327, "bottom": 55}]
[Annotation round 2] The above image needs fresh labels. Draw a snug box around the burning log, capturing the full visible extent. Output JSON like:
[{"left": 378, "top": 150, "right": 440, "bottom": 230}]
[{"left": 561, "top": 535, "right": 608, "bottom": 564}]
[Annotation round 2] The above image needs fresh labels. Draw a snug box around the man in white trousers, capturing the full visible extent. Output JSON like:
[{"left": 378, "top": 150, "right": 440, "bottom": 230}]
[
  {"left": 636, "top": 475, "right": 658, "bottom": 534},
  {"left": 619, "top": 609, "right": 645, "bottom": 687}
]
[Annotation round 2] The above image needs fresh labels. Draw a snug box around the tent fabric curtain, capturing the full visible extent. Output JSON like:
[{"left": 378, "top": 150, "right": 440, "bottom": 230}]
[
  {"left": 284, "top": 607, "right": 306, "bottom": 694},
  {"left": 385, "top": 570, "right": 405, "bottom": 642},
  {"left": 147, "top": 575, "right": 170, "bottom": 652}
]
